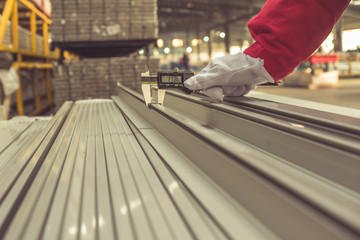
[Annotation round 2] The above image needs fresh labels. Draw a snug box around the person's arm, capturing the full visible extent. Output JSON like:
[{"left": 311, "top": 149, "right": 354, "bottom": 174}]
[
  {"left": 244, "top": 0, "right": 351, "bottom": 81},
  {"left": 184, "top": 0, "right": 351, "bottom": 100}
]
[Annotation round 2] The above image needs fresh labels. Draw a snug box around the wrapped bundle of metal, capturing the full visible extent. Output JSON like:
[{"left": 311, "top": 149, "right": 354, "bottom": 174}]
[
  {"left": 1, "top": 20, "right": 46, "bottom": 53},
  {"left": 51, "top": 0, "right": 158, "bottom": 42},
  {"left": 2, "top": 22, "right": 12, "bottom": 46},
  {"left": 52, "top": 57, "right": 159, "bottom": 109}
]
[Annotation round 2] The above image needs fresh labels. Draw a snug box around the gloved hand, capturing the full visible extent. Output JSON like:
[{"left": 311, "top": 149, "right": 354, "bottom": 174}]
[{"left": 184, "top": 52, "right": 274, "bottom": 101}]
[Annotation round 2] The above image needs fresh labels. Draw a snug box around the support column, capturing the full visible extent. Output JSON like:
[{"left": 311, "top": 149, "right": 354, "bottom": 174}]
[
  {"left": 334, "top": 17, "right": 343, "bottom": 52},
  {"left": 33, "top": 69, "right": 41, "bottom": 110},
  {"left": 196, "top": 24, "right": 201, "bottom": 62},
  {"left": 225, "top": 23, "right": 230, "bottom": 54},
  {"left": 30, "top": 11, "right": 37, "bottom": 53},
  {"left": 11, "top": 0, "right": 19, "bottom": 49},
  {"left": 16, "top": 55, "right": 24, "bottom": 115},
  {"left": 0, "top": 0, "right": 15, "bottom": 45},
  {"left": 186, "top": 30, "right": 190, "bottom": 49},
  {"left": 45, "top": 68, "right": 53, "bottom": 106},
  {"left": 208, "top": 29, "right": 212, "bottom": 59}
]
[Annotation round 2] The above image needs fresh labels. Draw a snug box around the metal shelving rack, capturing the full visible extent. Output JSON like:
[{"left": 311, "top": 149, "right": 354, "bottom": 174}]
[
  {"left": 0, "top": 0, "right": 59, "bottom": 116},
  {"left": 339, "top": 54, "right": 360, "bottom": 77}
]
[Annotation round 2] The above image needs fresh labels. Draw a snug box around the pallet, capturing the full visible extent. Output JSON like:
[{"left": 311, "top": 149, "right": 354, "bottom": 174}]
[
  {"left": 283, "top": 70, "right": 341, "bottom": 90},
  {"left": 308, "top": 82, "right": 341, "bottom": 90}
]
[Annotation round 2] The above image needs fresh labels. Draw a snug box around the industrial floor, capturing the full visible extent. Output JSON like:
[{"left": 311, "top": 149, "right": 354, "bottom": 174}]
[{"left": 255, "top": 78, "right": 360, "bottom": 110}]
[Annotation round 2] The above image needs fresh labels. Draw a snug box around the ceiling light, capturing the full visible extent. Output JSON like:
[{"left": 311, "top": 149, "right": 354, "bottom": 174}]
[
  {"left": 164, "top": 47, "right": 170, "bottom": 54},
  {"left": 172, "top": 39, "right": 183, "bottom": 47},
  {"left": 191, "top": 39, "right": 201, "bottom": 46},
  {"left": 157, "top": 39, "right": 164, "bottom": 48}
]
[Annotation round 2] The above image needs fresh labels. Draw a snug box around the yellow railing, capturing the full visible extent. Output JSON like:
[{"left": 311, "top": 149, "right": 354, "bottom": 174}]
[{"left": 0, "top": 0, "right": 59, "bottom": 116}]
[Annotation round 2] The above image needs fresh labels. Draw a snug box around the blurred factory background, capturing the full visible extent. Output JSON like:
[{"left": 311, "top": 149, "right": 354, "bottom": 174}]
[
  {"left": 1, "top": 2, "right": 360, "bottom": 240},
  {"left": 0, "top": 0, "right": 359, "bottom": 118}
]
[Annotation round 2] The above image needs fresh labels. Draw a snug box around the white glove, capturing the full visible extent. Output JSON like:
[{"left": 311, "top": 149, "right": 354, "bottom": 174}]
[{"left": 184, "top": 52, "right": 274, "bottom": 101}]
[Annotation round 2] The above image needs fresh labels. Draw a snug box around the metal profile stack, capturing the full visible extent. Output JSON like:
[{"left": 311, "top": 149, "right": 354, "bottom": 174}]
[
  {"left": 0, "top": 103, "right": 72, "bottom": 240},
  {"left": 53, "top": 57, "right": 159, "bottom": 109},
  {"left": 51, "top": 0, "right": 158, "bottom": 42},
  {"left": 0, "top": 100, "right": 233, "bottom": 240},
  {"left": 50, "top": 0, "right": 160, "bottom": 106},
  {"left": 109, "top": 56, "right": 159, "bottom": 92},
  {"left": 0, "top": 118, "right": 48, "bottom": 154},
  {"left": 0, "top": 89, "right": 360, "bottom": 239},
  {"left": 1, "top": 21, "right": 45, "bottom": 53}
]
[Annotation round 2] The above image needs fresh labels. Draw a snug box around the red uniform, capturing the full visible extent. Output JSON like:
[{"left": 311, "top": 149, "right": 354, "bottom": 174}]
[{"left": 244, "top": 0, "right": 351, "bottom": 81}]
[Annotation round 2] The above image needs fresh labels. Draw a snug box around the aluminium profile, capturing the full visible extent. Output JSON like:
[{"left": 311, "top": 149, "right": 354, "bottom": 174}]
[
  {"left": 161, "top": 89, "right": 360, "bottom": 193},
  {"left": 0, "top": 102, "right": 72, "bottom": 239},
  {"left": 114, "top": 85, "right": 360, "bottom": 239}
]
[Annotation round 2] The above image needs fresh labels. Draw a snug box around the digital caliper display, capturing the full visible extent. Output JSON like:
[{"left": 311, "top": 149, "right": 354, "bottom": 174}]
[
  {"left": 156, "top": 70, "right": 194, "bottom": 93},
  {"left": 160, "top": 75, "right": 183, "bottom": 84}
]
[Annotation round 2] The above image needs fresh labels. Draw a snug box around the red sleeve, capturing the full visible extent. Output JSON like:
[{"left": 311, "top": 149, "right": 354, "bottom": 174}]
[{"left": 244, "top": 0, "right": 350, "bottom": 81}]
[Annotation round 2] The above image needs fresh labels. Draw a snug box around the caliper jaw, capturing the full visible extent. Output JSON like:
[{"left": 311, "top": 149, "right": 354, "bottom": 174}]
[
  {"left": 141, "top": 68, "right": 194, "bottom": 107},
  {"left": 141, "top": 71, "right": 165, "bottom": 107}
]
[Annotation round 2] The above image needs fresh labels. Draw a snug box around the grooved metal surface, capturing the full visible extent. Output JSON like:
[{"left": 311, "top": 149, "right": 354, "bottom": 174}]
[
  {"left": 161, "top": 90, "right": 360, "bottom": 193},
  {"left": 0, "top": 102, "right": 72, "bottom": 239},
  {"left": 115, "top": 85, "right": 360, "bottom": 239},
  {"left": 0, "top": 86, "right": 359, "bottom": 239}
]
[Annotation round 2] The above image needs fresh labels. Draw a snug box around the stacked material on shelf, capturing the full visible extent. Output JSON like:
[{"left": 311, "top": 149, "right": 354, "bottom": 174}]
[
  {"left": 51, "top": 0, "right": 158, "bottom": 42},
  {"left": 337, "top": 53, "right": 360, "bottom": 77},
  {"left": 1, "top": 20, "right": 45, "bottom": 53},
  {"left": 52, "top": 57, "right": 159, "bottom": 109}
]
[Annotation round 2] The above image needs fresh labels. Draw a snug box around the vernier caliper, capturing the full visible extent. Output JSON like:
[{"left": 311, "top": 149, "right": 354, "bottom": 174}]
[{"left": 141, "top": 68, "right": 194, "bottom": 106}]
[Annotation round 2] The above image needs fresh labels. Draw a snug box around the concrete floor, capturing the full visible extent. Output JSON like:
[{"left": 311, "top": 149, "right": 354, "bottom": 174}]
[{"left": 255, "top": 78, "right": 360, "bottom": 110}]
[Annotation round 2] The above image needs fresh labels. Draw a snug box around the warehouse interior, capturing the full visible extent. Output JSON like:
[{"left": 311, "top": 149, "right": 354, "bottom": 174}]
[{"left": 0, "top": 0, "right": 360, "bottom": 239}]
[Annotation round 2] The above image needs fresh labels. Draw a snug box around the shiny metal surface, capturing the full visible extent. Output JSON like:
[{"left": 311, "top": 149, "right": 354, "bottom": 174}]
[
  {"left": 240, "top": 91, "right": 360, "bottom": 131},
  {"left": 0, "top": 85, "right": 359, "bottom": 239},
  {"left": 2, "top": 99, "right": 236, "bottom": 239},
  {"left": 0, "top": 102, "right": 72, "bottom": 238},
  {"left": 247, "top": 91, "right": 360, "bottom": 119},
  {"left": 114, "top": 85, "right": 360, "bottom": 239},
  {"left": 163, "top": 89, "right": 360, "bottom": 193}
]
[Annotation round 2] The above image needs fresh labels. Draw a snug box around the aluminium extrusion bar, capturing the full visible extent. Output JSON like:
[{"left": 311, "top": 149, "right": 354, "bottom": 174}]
[
  {"left": 0, "top": 119, "right": 50, "bottom": 171},
  {"left": 0, "top": 88, "right": 358, "bottom": 239},
  {"left": 2, "top": 102, "right": 82, "bottom": 240},
  {"left": 1, "top": 99, "right": 234, "bottom": 240},
  {"left": 103, "top": 101, "right": 223, "bottom": 240},
  {"left": 114, "top": 96, "right": 278, "bottom": 240},
  {"left": 0, "top": 102, "right": 72, "bottom": 239},
  {"left": 125, "top": 119, "right": 238, "bottom": 240},
  {"left": 246, "top": 91, "right": 360, "bottom": 119},
  {"left": 0, "top": 120, "right": 33, "bottom": 154},
  {"left": 114, "top": 84, "right": 360, "bottom": 239},
  {"left": 227, "top": 92, "right": 360, "bottom": 136},
  {"left": 124, "top": 119, "right": 230, "bottom": 240},
  {"left": 101, "top": 102, "right": 172, "bottom": 240},
  {"left": 162, "top": 89, "right": 360, "bottom": 193},
  {"left": 166, "top": 89, "right": 360, "bottom": 151},
  {"left": 100, "top": 99, "right": 228, "bottom": 239}
]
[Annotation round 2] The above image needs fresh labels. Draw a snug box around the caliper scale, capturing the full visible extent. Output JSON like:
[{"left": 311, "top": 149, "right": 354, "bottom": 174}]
[{"left": 141, "top": 68, "right": 194, "bottom": 106}]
